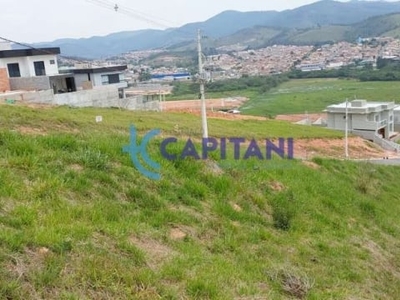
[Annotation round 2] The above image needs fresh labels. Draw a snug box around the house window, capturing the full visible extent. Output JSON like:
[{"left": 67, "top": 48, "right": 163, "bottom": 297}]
[
  {"left": 50, "top": 59, "right": 55, "bottom": 65},
  {"left": 375, "top": 115, "right": 379, "bottom": 122},
  {"left": 101, "top": 75, "right": 109, "bottom": 85},
  {"left": 34, "top": 61, "right": 46, "bottom": 76},
  {"left": 101, "top": 74, "right": 120, "bottom": 85},
  {"left": 7, "top": 63, "right": 21, "bottom": 77}
]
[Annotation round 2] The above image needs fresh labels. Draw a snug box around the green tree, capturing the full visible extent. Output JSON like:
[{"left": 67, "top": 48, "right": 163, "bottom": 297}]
[{"left": 138, "top": 71, "right": 152, "bottom": 82}]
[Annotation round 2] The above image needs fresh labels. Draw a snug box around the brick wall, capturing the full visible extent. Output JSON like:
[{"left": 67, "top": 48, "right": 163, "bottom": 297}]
[{"left": 0, "top": 68, "right": 10, "bottom": 92}]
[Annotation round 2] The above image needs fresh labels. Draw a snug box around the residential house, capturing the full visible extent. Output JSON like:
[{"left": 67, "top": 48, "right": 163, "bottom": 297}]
[
  {"left": 325, "top": 99, "right": 396, "bottom": 139},
  {"left": 0, "top": 46, "right": 156, "bottom": 110},
  {"left": 393, "top": 106, "right": 400, "bottom": 132},
  {"left": 0, "top": 46, "right": 76, "bottom": 93},
  {"left": 64, "top": 64, "right": 128, "bottom": 88}
]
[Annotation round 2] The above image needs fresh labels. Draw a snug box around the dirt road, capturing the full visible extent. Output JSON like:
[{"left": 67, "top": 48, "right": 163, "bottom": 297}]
[{"left": 161, "top": 97, "right": 247, "bottom": 112}]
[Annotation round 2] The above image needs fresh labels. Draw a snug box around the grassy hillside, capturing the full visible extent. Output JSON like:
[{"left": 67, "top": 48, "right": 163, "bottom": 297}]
[
  {"left": 215, "top": 27, "right": 281, "bottom": 49},
  {"left": 168, "top": 13, "right": 400, "bottom": 58},
  {"left": 1, "top": 105, "right": 400, "bottom": 299},
  {"left": 288, "top": 25, "right": 350, "bottom": 44},
  {"left": 384, "top": 27, "right": 400, "bottom": 39},
  {"left": 241, "top": 78, "right": 400, "bottom": 116},
  {"left": 345, "top": 13, "right": 400, "bottom": 41}
]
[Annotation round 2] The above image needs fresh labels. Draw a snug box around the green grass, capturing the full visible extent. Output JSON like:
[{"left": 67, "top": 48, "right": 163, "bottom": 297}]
[
  {"left": 0, "top": 105, "right": 342, "bottom": 139},
  {"left": 241, "top": 78, "right": 400, "bottom": 116},
  {"left": 289, "top": 25, "right": 350, "bottom": 44},
  {"left": 1, "top": 105, "right": 400, "bottom": 299},
  {"left": 167, "top": 79, "right": 400, "bottom": 118},
  {"left": 166, "top": 88, "right": 261, "bottom": 102}
]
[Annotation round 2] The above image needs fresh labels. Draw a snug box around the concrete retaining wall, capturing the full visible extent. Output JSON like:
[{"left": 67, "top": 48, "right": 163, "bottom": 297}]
[
  {"left": 119, "top": 95, "right": 160, "bottom": 111},
  {"left": 13, "top": 86, "right": 160, "bottom": 111},
  {"left": 22, "top": 90, "right": 54, "bottom": 104},
  {"left": 54, "top": 86, "right": 120, "bottom": 108},
  {"left": 351, "top": 130, "right": 376, "bottom": 141}
]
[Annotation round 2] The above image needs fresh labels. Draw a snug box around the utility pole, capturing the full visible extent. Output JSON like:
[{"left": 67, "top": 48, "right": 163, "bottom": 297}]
[
  {"left": 345, "top": 98, "right": 349, "bottom": 159},
  {"left": 198, "top": 29, "right": 208, "bottom": 139}
]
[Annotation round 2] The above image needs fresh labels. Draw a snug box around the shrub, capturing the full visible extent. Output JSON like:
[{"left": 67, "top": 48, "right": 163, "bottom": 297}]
[
  {"left": 269, "top": 267, "right": 314, "bottom": 299},
  {"left": 270, "top": 190, "right": 296, "bottom": 231}
]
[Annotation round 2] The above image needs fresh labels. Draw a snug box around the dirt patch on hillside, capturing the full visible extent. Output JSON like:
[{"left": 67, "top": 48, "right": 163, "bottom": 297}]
[
  {"left": 231, "top": 203, "right": 243, "bottom": 212},
  {"left": 349, "top": 236, "right": 400, "bottom": 281},
  {"left": 169, "top": 228, "right": 187, "bottom": 241},
  {"left": 6, "top": 246, "right": 52, "bottom": 281},
  {"left": 162, "top": 98, "right": 269, "bottom": 121},
  {"left": 294, "top": 137, "right": 398, "bottom": 160},
  {"left": 15, "top": 126, "right": 48, "bottom": 136},
  {"left": 204, "top": 111, "right": 266, "bottom": 120},
  {"left": 302, "top": 161, "right": 320, "bottom": 169},
  {"left": 14, "top": 124, "right": 79, "bottom": 135},
  {"left": 161, "top": 98, "right": 247, "bottom": 111},
  {"left": 276, "top": 113, "right": 327, "bottom": 123},
  {"left": 170, "top": 110, "right": 266, "bottom": 121},
  {"left": 129, "top": 236, "right": 174, "bottom": 269},
  {"left": 1, "top": 99, "right": 55, "bottom": 110},
  {"left": 270, "top": 181, "right": 286, "bottom": 192}
]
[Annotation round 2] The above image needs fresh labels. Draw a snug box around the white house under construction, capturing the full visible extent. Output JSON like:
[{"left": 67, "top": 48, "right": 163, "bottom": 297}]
[{"left": 325, "top": 99, "right": 396, "bottom": 139}]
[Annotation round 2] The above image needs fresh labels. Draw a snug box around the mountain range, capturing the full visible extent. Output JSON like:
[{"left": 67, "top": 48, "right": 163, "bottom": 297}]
[{"left": 31, "top": 0, "right": 400, "bottom": 59}]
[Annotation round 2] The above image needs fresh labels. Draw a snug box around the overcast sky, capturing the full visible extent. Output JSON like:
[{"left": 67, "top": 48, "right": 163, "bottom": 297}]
[{"left": 0, "top": 0, "right": 395, "bottom": 43}]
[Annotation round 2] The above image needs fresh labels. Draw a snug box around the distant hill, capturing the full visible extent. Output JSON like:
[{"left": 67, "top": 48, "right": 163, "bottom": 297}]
[
  {"left": 211, "top": 13, "right": 400, "bottom": 50},
  {"left": 30, "top": 0, "right": 400, "bottom": 58},
  {"left": 345, "top": 13, "right": 400, "bottom": 40}
]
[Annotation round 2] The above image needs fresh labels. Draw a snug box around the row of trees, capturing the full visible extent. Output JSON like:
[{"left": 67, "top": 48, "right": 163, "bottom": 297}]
[
  {"left": 170, "top": 57, "right": 400, "bottom": 98},
  {"left": 170, "top": 74, "right": 290, "bottom": 97},
  {"left": 288, "top": 62, "right": 400, "bottom": 81}
]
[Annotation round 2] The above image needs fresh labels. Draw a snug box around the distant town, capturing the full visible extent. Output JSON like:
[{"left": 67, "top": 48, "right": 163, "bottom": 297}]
[{"left": 59, "top": 36, "right": 400, "bottom": 83}]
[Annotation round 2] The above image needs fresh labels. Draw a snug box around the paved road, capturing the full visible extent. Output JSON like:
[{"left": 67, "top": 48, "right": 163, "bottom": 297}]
[{"left": 355, "top": 158, "right": 400, "bottom": 166}]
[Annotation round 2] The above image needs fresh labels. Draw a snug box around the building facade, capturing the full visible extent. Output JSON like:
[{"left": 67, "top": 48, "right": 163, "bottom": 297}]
[
  {"left": 0, "top": 47, "right": 76, "bottom": 93},
  {"left": 325, "top": 99, "right": 396, "bottom": 139},
  {"left": 62, "top": 65, "right": 128, "bottom": 90}
]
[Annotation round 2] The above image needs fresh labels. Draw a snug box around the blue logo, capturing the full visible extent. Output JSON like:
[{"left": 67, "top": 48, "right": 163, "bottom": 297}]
[
  {"left": 123, "top": 125, "right": 161, "bottom": 180},
  {"left": 123, "top": 125, "right": 294, "bottom": 180}
]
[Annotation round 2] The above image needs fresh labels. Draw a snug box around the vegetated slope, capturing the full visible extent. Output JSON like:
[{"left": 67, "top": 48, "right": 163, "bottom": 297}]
[
  {"left": 240, "top": 78, "right": 400, "bottom": 116},
  {"left": 288, "top": 25, "right": 350, "bottom": 45},
  {"left": 345, "top": 13, "right": 400, "bottom": 40},
  {"left": 30, "top": 0, "right": 400, "bottom": 58},
  {"left": 215, "top": 13, "right": 400, "bottom": 50},
  {"left": 275, "top": 0, "right": 400, "bottom": 28},
  {"left": 215, "top": 26, "right": 282, "bottom": 49},
  {"left": 149, "top": 12, "right": 400, "bottom": 62},
  {"left": 1, "top": 105, "right": 400, "bottom": 299}
]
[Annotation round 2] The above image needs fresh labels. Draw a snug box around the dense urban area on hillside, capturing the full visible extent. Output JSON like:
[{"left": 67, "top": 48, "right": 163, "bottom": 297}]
[{"left": 60, "top": 37, "right": 400, "bottom": 83}]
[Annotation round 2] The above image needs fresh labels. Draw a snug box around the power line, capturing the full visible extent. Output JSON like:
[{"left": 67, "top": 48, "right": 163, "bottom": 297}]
[
  {"left": 86, "top": 0, "right": 176, "bottom": 30},
  {"left": 0, "top": 36, "right": 91, "bottom": 64},
  {"left": 0, "top": 36, "right": 56, "bottom": 56},
  {"left": 85, "top": 0, "right": 196, "bottom": 37}
]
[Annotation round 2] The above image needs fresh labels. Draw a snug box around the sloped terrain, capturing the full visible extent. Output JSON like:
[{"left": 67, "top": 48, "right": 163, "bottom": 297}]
[
  {"left": 31, "top": 1, "right": 400, "bottom": 58},
  {"left": 1, "top": 105, "right": 400, "bottom": 299}
]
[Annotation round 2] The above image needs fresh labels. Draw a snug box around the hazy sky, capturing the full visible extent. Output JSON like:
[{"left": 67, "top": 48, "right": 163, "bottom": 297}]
[{"left": 0, "top": 0, "right": 395, "bottom": 43}]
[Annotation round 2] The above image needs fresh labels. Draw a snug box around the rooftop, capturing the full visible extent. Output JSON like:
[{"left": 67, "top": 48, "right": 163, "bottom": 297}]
[
  {"left": 60, "top": 65, "right": 128, "bottom": 74},
  {"left": 0, "top": 47, "right": 60, "bottom": 58},
  {"left": 326, "top": 100, "right": 396, "bottom": 113}
]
